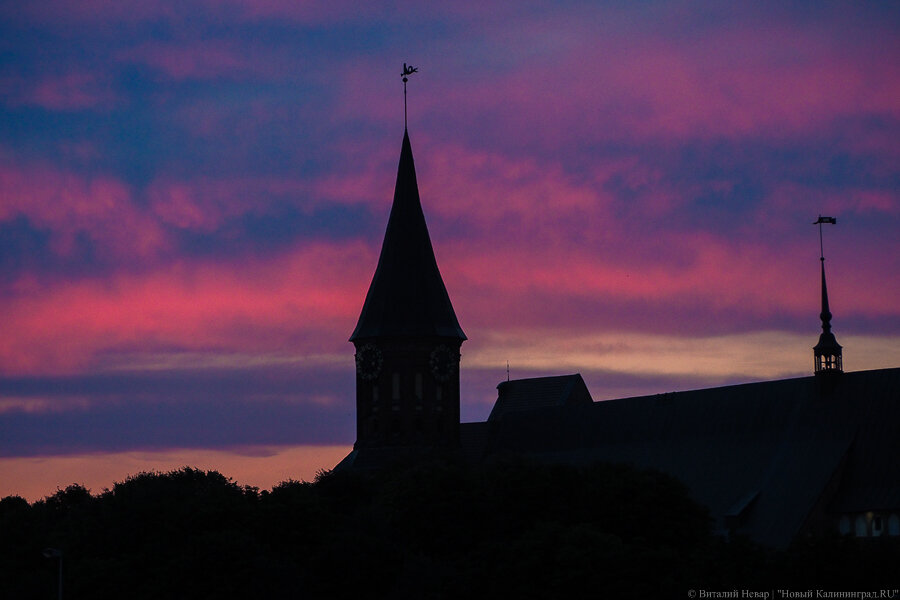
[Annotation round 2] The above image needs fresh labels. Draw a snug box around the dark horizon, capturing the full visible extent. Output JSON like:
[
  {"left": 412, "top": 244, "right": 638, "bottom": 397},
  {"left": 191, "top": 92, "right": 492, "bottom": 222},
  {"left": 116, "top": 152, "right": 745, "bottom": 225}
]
[{"left": 2, "top": 1, "right": 899, "bottom": 499}]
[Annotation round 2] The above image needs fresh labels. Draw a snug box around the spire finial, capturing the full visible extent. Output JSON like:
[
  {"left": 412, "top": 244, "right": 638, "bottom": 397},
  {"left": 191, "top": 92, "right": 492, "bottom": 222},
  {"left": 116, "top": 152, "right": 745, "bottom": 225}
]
[
  {"left": 812, "top": 215, "right": 842, "bottom": 375},
  {"left": 401, "top": 62, "right": 418, "bottom": 130}
]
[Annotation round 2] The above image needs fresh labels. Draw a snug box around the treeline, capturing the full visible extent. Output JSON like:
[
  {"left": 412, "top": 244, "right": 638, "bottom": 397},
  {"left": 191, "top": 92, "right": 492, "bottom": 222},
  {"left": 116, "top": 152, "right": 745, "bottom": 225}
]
[{"left": 1, "top": 458, "right": 897, "bottom": 599}]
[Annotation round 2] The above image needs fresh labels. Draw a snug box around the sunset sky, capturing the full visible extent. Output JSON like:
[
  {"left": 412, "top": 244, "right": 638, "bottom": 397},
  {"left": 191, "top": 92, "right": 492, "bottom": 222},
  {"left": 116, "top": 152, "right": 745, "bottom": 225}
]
[{"left": 2, "top": 1, "right": 898, "bottom": 500}]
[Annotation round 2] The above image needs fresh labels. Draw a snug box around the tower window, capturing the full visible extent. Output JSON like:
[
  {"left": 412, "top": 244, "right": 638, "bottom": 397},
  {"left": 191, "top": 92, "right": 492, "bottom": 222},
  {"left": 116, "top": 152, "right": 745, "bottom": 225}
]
[
  {"left": 872, "top": 515, "right": 883, "bottom": 537},
  {"left": 392, "top": 373, "right": 400, "bottom": 400},
  {"left": 855, "top": 515, "right": 867, "bottom": 537},
  {"left": 415, "top": 373, "right": 423, "bottom": 400},
  {"left": 838, "top": 515, "right": 850, "bottom": 535},
  {"left": 372, "top": 385, "right": 379, "bottom": 403},
  {"left": 888, "top": 514, "right": 900, "bottom": 536}
]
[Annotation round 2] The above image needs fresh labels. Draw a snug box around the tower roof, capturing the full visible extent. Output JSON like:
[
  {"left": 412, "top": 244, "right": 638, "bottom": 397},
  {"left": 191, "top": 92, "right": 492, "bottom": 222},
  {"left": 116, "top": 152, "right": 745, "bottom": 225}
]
[
  {"left": 814, "top": 259, "right": 842, "bottom": 356},
  {"left": 350, "top": 130, "right": 466, "bottom": 342}
]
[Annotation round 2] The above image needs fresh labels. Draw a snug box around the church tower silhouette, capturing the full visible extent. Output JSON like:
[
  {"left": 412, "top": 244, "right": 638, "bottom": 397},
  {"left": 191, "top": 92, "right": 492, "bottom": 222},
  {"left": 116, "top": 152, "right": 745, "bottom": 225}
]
[{"left": 350, "top": 129, "right": 466, "bottom": 450}]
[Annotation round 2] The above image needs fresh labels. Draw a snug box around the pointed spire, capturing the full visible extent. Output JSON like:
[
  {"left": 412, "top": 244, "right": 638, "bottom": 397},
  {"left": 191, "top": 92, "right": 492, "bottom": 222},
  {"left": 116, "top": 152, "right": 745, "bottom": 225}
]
[
  {"left": 814, "top": 256, "right": 842, "bottom": 375},
  {"left": 350, "top": 130, "right": 466, "bottom": 341},
  {"left": 819, "top": 259, "right": 832, "bottom": 332}
]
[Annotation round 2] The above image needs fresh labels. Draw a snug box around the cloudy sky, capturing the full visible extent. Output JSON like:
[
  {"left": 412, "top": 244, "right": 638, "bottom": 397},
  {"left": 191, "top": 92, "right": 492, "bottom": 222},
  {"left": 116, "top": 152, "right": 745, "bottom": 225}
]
[{"left": 2, "top": 1, "right": 898, "bottom": 500}]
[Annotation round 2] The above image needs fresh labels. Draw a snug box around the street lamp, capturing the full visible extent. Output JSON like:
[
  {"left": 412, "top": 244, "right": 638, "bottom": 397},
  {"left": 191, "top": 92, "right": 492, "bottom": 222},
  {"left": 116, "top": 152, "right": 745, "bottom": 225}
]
[{"left": 42, "top": 547, "right": 63, "bottom": 600}]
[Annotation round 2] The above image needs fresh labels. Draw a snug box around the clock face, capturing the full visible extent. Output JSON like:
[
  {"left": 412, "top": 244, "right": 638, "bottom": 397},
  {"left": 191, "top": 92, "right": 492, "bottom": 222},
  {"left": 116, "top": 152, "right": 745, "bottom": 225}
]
[
  {"left": 355, "top": 343, "right": 383, "bottom": 381},
  {"left": 429, "top": 345, "right": 458, "bottom": 383}
]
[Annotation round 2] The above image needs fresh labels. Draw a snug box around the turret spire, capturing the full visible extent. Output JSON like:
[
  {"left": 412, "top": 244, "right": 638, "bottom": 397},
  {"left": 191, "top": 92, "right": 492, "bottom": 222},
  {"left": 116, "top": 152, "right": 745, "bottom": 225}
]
[{"left": 813, "top": 216, "right": 842, "bottom": 375}]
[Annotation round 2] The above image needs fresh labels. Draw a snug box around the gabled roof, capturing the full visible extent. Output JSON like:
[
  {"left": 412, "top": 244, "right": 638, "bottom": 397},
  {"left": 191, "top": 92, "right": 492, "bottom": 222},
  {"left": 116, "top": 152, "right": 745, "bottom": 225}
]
[
  {"left": 350, "top": 130, "right": 466, "bottom": 342},
  {"left": 489, "top": 374, "right": 592, "bottom": 422},
  {"left": 479, "top": 367, "right": 900, "bottom": 548}
]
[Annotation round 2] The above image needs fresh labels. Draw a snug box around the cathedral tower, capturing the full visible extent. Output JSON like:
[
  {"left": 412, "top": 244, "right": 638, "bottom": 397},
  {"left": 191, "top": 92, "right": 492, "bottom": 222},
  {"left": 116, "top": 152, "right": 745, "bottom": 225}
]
[{"left": 350, "top": 129, "right": 466, "bottom": 450}]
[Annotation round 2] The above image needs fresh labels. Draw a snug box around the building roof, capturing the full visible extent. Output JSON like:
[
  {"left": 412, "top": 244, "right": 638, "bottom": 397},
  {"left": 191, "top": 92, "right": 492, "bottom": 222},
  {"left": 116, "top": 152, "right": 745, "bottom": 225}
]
[
  {"left": 476, "top": 367, "right": 900, "bottom": 548},
  {"left": 489, "top": 374, "right": 592, "bottom": 422},
  {"left": 350, "top": 130, "right": 466, "bottom": 342}
]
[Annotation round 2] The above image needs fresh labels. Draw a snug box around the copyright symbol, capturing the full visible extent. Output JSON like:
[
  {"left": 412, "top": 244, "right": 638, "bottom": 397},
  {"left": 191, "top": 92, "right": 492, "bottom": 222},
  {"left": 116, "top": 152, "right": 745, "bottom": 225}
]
[{"left": 688, "top": 591, "right": 696, "bottom": 598}]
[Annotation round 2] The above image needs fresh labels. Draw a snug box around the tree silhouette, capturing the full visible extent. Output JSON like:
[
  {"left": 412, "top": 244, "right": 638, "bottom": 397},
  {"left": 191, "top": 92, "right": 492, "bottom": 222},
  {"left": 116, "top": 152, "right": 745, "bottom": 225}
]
[{"left": 1, "top": 461, "right": 897, "bottom": 598}]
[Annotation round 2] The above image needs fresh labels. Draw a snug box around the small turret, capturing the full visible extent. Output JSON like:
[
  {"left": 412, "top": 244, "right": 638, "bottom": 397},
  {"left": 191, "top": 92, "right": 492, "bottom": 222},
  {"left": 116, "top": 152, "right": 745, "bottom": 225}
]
[
  {"left": 812, "top": 216, "right": 842, "bottom": 376},
  {"left": 814, "top": 259, "right": 842, "bottom": 375}
]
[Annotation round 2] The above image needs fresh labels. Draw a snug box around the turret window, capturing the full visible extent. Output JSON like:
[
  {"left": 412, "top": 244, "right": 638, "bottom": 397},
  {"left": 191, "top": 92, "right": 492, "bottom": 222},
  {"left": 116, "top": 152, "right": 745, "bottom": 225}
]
[
  {"left": 855, "top": 515, "right": 867, "bottom": 537},
  {"left": 872, "top": 515, "right": 884, "bottom": 537},
  {"left": 838, "top": 515, "right": 850, "bottom": 535},
  {"left": 843, "top": 512, "right": 899, "bottom": 537},
  {"left": 889, "top": 514, "right": 899, "bottom": 536},
  {"left": 415, "top": 373, "right": 423, "bottom": 400}
]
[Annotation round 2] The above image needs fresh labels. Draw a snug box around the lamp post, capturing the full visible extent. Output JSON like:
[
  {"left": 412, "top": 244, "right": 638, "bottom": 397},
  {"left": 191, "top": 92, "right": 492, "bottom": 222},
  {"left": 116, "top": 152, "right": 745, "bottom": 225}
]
[{"left": 42, "top": 547, "right": 63, "bottom": 600}]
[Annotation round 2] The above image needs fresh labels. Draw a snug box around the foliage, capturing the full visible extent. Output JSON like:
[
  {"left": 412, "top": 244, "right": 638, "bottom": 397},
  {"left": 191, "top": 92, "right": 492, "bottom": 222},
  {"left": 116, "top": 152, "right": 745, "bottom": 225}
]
[{"left": 1, "top": 460, "right": 896, "bottom": 599}]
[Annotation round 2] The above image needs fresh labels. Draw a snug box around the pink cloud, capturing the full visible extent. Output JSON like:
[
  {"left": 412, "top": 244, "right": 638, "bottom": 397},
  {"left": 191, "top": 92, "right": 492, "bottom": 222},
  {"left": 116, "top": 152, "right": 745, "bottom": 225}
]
[
  {"left": 420, "top": 142, "right": 615, "bottom": 224},
  {"left": 0, "top": 161, "right": 167, "bottom": 259},
  {"left": 1, "top": 160, "right": 894, "bottom": 388},
  {"left": 0, "top": 241, "right": 372, "bottom": 375},
  {"left": 443, "top": 236, "right": 804, "bottom": 311},
  {"left": 407, "top": 13, "right": 900, "bottom": 149},
  {"left": 146, "top": 172, "right": 378, "bottom": 234},
  {"left": 434, "top": 215, "right": 897, "bottom": 336},
  {"left": 147, "top": 176, "right": 305, "bottom": 232},
  {"left": 343, "top": 136, "right": 898, "bottom": 337},
  {"left": 1, "top": 3, "right": 896, "bottom": 385},
  {"left": 1, "top": 161, "right": 341, "bottom": 263}
]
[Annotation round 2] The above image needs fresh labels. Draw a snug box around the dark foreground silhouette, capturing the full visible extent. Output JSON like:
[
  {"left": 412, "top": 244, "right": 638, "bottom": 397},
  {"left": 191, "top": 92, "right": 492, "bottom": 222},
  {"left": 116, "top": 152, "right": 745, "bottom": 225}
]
[{"left": 2, "top": 459, "right": 897, "bottom": 599}]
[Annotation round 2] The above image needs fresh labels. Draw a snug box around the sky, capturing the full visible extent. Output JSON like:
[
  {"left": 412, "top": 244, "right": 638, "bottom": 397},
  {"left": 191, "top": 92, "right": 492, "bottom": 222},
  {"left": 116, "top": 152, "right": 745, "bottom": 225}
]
[{"left": 1, "top": 1, "right": 898, "bottom": 500}]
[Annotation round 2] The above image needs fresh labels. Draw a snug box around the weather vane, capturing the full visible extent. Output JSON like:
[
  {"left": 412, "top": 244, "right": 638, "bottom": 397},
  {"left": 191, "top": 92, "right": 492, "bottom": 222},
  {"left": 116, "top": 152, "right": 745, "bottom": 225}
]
[{"left": 401, "top": 62, "right": 418, "bottom": 129}]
